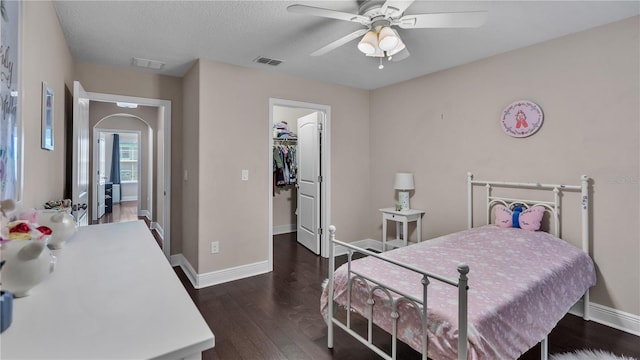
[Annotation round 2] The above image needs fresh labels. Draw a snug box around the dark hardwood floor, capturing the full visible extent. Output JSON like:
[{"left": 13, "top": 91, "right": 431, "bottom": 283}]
[{"left": 174, "top": 233, "right": 640, "bottom": 360}]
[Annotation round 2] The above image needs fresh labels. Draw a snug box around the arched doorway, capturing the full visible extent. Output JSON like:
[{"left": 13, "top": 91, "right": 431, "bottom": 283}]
[{"left": 93, "top": 113, "right": 151, "bottom": 225}]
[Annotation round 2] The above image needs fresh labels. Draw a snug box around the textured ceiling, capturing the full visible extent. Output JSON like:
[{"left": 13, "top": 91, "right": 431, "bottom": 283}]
[{"left": 53, "top": 1, "right": 639, "bottom": 90}]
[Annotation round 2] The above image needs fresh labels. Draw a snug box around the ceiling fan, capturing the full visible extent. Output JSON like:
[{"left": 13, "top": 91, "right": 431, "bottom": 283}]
[{"left": 287, "top": 0, "right": 488, "bottom": 68}]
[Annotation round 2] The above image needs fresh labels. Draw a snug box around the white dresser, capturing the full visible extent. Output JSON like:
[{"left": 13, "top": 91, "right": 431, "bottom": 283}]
[{"left": 1, "top": 221, "right": 214, "bottom": 360}]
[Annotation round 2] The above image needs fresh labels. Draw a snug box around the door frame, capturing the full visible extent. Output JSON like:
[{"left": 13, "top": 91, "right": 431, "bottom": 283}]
[
  {"left": 86, "top": 92, "right": 172, "bottom": 260},
  {"left": 92, "top": 128, "right": 143, "bottom": 221},
  {"left": 72, "top": 82, "right": 90, "bottom": 226},
  {"left": 92, "top": 129, "right": 107, "bottom": 220},
  {"left": 268, "top": 98, "right": 332, "bottom": 270}
]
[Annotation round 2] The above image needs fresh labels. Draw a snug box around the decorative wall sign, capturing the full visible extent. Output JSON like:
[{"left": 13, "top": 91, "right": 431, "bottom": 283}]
[
  {"left": 0, "top": 0, "right": 22, "bottom": 201},
  {"left": 501, "top": 100, "right": 543, "bottom": 138}
]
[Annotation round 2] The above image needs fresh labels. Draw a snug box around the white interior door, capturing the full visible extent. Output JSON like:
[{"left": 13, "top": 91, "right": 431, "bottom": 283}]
[
  {"left": 73, "top": 81, "right": 90, "bottom": 226},
  {"left": 297, "top": 112, "right": 321, "bottom": 254},
  {"left": 97, "top": 132, "right": 106, "bottom": 218}
]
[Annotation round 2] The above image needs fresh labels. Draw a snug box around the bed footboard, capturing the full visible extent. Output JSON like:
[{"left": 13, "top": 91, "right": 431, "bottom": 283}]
[{"left": 326, "top": 225, "right": 470, "bottom": 360}]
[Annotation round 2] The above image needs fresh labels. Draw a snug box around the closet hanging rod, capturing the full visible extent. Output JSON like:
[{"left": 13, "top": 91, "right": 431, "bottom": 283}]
[{"left": 273, "top": 137, "right": 297, "bottom": 142}]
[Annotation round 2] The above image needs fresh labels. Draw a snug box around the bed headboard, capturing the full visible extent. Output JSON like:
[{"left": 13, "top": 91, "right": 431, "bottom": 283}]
[{"left": 466, "top": 173, "right": 589, "bottom": 253}]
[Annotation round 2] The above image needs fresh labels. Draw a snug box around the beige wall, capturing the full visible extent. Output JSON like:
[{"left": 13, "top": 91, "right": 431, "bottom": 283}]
[
  {"left": 75, "top": 62, "right": 183, "bottom": 253},
  {"left": 20, "top": 1, "right": 74, "bottom": 208},
  {"left": 369, "top": 17, "right": 640, "bottom": 315},
  {"left": 181, "top": 62, "right": 200, "bottom": 269},
  {"left": 194, "top": 59, "right": 370, "bottom": 273}
]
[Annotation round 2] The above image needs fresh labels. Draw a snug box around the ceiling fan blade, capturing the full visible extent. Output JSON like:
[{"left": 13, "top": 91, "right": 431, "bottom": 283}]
[
  {"left": 381, "top": 0, "right": 415, "bottom": 16},
  {"left": 311, "top": 29, "right": 369, "bottom": 56},
  {"left": 397, "top": 11, "right": 488, "bottom": 29},
  {"left": 287, "top": 4, "right": 371, "bottom": 26}
]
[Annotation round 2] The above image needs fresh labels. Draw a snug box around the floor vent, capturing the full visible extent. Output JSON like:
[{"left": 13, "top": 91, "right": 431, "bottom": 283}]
[{"left": 253, "top": 56, "right": 284, "bottom": 66}]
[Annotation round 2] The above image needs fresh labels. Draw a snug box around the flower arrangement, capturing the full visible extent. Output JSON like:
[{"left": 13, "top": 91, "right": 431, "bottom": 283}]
[
  {"left": 0, "top": 199, "right": 52, "bottom": 243},
  {"left": 3, "top": 221, "right": 52, "bottom": 241}
]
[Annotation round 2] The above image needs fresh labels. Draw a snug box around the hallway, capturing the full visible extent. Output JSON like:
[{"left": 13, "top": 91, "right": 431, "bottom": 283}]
[
  {"left": 96, "top": 200, "right": 139, "bottom": 224},
  {"left": 94, "top": 201, "right": 162, "bottom": 249}
]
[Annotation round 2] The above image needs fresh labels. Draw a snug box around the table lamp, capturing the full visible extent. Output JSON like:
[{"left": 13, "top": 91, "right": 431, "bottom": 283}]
[{"left": 394, "top": 173, "right": 414, "bottom": 211}]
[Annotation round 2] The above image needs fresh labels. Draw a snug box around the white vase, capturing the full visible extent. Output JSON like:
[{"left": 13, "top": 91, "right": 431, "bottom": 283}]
[
  {"left": 38, "top": 210, "right": 78, "bottom": 249},
  {"left": 0, "top": 240, "right": 56, "bottom": 297}
]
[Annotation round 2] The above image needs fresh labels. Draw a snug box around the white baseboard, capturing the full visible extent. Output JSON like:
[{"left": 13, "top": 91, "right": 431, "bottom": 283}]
[
  {"left": 121, "top": 196, "right": 138, "bottom": 202},
  {"left": 273, "top": 224, "right": 296, "bottom": 235},
  {"left": 138, "top": 209, "right": 151, "bottom": 219},
  {"left": 569, "top": 300, "right": 640, "bottom": 336},
  {"left": 151, "top": 222, "right": 164, "bottom": 240},
  {"left": 170, "top": 254, "right": 181, "bottom": 267},
  {"left": 171, "top": 254, "right": 198, "bottom": 288},
  {"left": 171, "top": 253, "right": 270, "bottom": 289}
]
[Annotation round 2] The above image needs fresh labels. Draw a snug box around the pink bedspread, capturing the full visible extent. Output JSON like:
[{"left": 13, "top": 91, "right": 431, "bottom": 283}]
[{"left": 321, "top": 226, "right": 596, "bottom": 360}]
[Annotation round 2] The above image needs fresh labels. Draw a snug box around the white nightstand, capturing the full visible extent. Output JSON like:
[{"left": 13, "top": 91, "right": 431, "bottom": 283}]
[{"left": 379, "top": 208, "right": 425, "bottom": 251}]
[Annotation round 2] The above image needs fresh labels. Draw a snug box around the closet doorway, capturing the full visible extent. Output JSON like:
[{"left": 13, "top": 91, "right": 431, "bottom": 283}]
[{"left": 269, "top": 99, "right": 331, "bottom": 267}]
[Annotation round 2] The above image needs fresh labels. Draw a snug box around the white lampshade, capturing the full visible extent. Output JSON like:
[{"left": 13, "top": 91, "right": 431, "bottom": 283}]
[
  {"left": 357, "top": 30, "right": 378, "bottom": 55},
  {"left": 365, "top": 46, "right": 384, "bottom": 58},
  {"left": 378, "top": 26, "right": 399, "bottom": 51},
  {"left": 394, "top": 173, "right": 414, "bottom": 190},
  {"left": 386, "top": 29, "right": 406, "bottom": 56}
]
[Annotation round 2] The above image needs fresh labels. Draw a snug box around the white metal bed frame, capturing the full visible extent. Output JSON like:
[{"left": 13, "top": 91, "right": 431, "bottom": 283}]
[{"left": 326, "top": 173, "right": 591, "bottom": 360}]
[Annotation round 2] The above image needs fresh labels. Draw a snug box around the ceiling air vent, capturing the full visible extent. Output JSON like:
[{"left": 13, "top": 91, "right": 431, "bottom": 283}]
[
  {"left": 132, "top": 57, "right": 165, "bottom": 70},
  {"left": 253, "top": 56, "right": 284, "bottom": 66}
]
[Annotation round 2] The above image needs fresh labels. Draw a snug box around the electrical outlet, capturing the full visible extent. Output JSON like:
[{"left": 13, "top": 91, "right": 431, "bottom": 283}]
[{"left": 211, "top": 241, "right": 219, "bottom": 254}]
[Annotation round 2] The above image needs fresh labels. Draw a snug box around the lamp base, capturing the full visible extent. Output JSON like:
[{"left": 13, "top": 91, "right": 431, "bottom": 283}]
[{"left": 398, "top": 191, "right": 410, "bottom": 211}]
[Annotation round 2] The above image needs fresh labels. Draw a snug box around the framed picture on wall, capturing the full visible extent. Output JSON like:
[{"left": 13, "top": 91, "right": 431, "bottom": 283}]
[
  {"left": 500, "top": 100, "right": 544, "bottom": 138},
  {"left": 41, "top": 81, "right": 54, "bottom": 151}
]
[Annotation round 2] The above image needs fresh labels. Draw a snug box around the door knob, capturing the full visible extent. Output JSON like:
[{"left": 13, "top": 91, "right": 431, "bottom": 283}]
[{"left": 72, "top": 203, "right": 88, "bottom": 211}]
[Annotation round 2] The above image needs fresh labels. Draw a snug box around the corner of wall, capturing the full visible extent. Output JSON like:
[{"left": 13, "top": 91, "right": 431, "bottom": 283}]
[{"left": 180, "top": 60, "right": 200, "bottom": 272}]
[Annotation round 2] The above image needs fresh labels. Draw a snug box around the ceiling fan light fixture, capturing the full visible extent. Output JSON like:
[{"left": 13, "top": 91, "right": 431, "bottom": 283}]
[
  {"left": 377, "top": 26, "right": 399, "bottom": 51},
  {"left": 386, "top": 29, "right": 406, "bottom": 56},
  {"left": 290, "top": 2, "right": 490, "bottom": 66},
  {"left": 366, "top": 46, "right": 385, "bottom": 58},
  {"left": 357, "top": 30, "right": 378, "bottom": 55}
]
